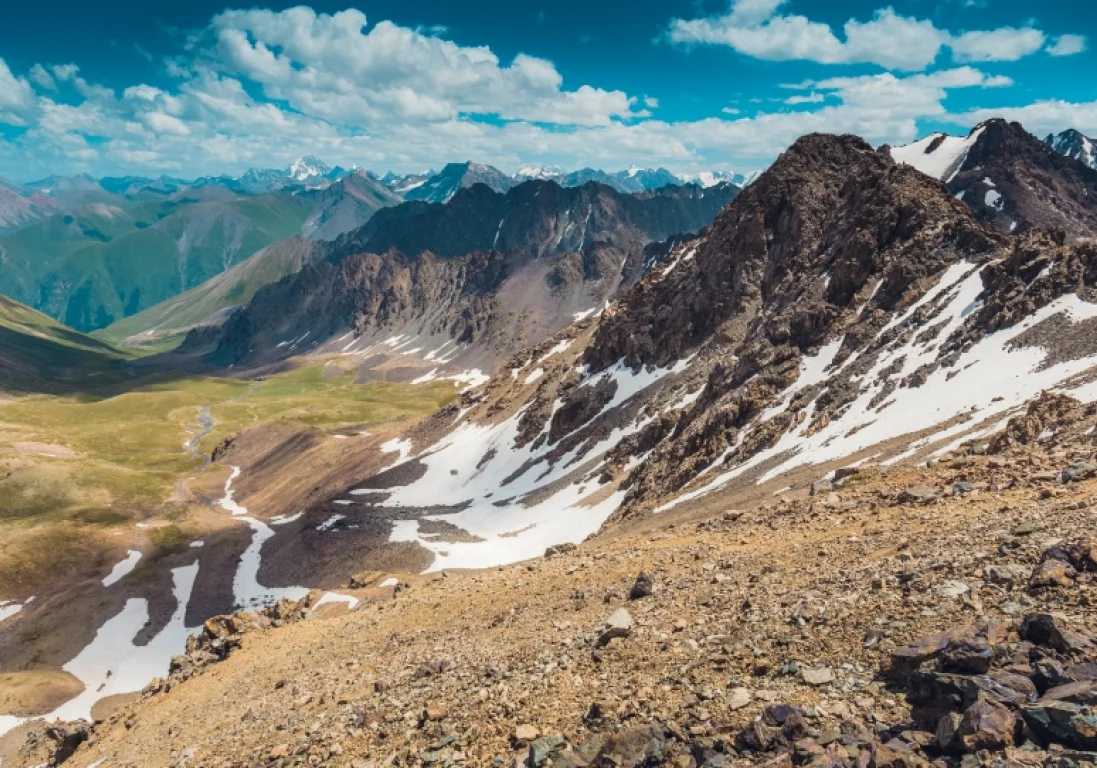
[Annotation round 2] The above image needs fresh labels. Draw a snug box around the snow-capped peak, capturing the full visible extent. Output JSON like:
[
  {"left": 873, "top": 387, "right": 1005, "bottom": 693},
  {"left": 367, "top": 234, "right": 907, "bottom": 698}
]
[
  {"left": 516, "top": 165, "right": 564, "bottom": 180},
  {"left": 287, "top": 155, "right": 332, "bottom": 181}
]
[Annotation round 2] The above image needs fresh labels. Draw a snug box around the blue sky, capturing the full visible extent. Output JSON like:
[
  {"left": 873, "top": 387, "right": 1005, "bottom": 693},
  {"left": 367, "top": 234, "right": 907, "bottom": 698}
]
[{"left": 0, "top": 0, "right": 1093, "bottom": 180}]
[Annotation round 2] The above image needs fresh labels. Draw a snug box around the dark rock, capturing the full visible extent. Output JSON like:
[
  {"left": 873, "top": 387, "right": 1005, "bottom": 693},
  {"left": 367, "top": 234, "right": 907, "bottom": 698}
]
[
  {"left": 889, "top": 632, "right": 953, "bottom": 679},
  {"left": 941, "top": 638, "right": 993, "bottom": 675},
  {"left": 1034, "top": 658, "right": 1068, "bottom": 693},
  {"left": 44, "top": 722, "right": 91, "bottom": 765},
  {"left": 1020, "top": 614, "right": 1095, "bottom": 655},
  {"left": 1029, "top": 557, "right": 1078, "bottom": 590},
  {"left": 1042, "top": 681, "right": 1097, "bottom": 705},
  {"left": 528, "top": 734, "right": 568, "bottom": 766},
  {"left": 873, "top": 739, "right": 930, "bottom": 768},
  {"left": 1061, "top": 461, "right": 1096, "bottom": 483},
  {"left": 956, "top": 698, "right": 1018, "bottom": 751},
  {"left": 629, "top": 572, "right": 654, "bottom": 600},
  {"left": 936, "top": 712, "right": 962, "bottom": 752},
  {"left": 1022, "top": 700, "right": 1097, "bottom": 750},
  {"left": 907, "top": 671, "right": 1037, "bottom": 712}
]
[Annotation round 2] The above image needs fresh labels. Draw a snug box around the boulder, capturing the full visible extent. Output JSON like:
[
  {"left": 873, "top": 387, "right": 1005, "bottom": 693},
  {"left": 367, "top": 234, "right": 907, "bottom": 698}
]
[
  {"left": 801, "top": 667, "right": 835, "bottom": 686},
  {"left": 1022, "top": 700, "right": 1097, "bottom": 750},
  {"left": 1061, "top": 461, "right": 1096, "bottom": 483},
  {"left": 898, "top": 486, "right": 940, "bottom": 504},
  {"left": 528, "top": 734, "right": 568, "bottom": 767},
  {"left": 941, "top": 638, "right": 993, "bottom": 675},
  {"left": 597, "top": 608, "right": 633, "bottom": 647},
  {"left": 956, "top": 698, "right": 1018, "bottom": 751},
  {"left": 1020, "top": 614, "right": 1095, "bottom": 655},
  {"left": 629, "top": 572, "right": 654, "bottom": 600}
]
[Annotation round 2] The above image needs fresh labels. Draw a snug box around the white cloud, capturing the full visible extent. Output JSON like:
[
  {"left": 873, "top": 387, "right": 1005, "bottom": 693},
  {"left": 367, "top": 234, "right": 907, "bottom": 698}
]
[
  {"left": 954, "top": 99, "right": 1097, "bottom": 137},
  {"left": 784, "top": 91, "right": 824, "bottom": 105},
  {"left": 0, "top": 6, "right": 1079, "bottom": 183},
  {"left": 1047, "top": 34, "right": 1087, "bottom": 57},
  {"left": 668, "top": 6, "right": 947, "bottom": 70},
  {"left": 29, "top": 63, "right": 56, "bottom": 91},
  {"left": 0, "top": 59, "right": 37, "bottom": 125},
  {"left": 207, "top": 7, "right": 640, "bottom": 127},
  {"left": 51, "top": 64, "right": 79, "bottom": 82},
  {"left": 667, "top": 0, "right": 1069, "bottom": 70},
  {"left": 950, "top": 28, "right": 1045, "bottom": 62}
]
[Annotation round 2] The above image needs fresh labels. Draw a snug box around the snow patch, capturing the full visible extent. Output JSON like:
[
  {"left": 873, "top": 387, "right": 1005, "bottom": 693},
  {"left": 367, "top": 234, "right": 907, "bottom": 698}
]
[{"left": 102, "top": 551, "right": 142, "bottom": 587}]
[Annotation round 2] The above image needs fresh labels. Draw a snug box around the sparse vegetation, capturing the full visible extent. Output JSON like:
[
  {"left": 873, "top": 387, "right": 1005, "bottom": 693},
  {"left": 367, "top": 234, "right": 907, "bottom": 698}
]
[{"left": 0, "top": 348, "right": 457, "bottom": 596}]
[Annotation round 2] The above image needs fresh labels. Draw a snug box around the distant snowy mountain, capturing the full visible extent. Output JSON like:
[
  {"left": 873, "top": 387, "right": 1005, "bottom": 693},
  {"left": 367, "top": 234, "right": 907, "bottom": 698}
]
[
  {"left": 402, "top": 162, "right": 515, "bottom": 204},
  {"left": 1045, "top": 129, "right": 1097, "bottom": 170},
  {"left": 509, "top": 166, "right": 758, "bottom": 194},
  {"left": 219, "top": 156, "right": 349, "bottom": 193},
  {"left": 676, "top": 170, "right": 762, "bottom": 188},
  {"left": 515, "top": 165, "right": 565, "bottom": 180},
  {"left": 380, "top": 171, "right": 436, "bottom": 196}
]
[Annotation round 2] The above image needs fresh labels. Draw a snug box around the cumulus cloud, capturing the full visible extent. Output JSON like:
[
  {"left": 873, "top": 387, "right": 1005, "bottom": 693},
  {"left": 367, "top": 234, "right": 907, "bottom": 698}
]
[
  {"left": 0, "top": 59, "right": 38, "bottom": 125},
  {"left": 667, "top": 0, "right": 1069, "bottom": 70},
  {"left": 29, "top": 63, "right": 57, "bottom": 91},
  {"left": 1047, "top": 35, "right": 1087, "bottom": 57},
  {"left": 954, "top": 99, "right": 1097, "bottom": 137},
  {"left": 207, "top": 7, "right": 640, "bottom": 127},
  {"left": 0, "top": 5, "right": 1080, "bottom": 181},
  {"left": 950, "top": 28, "right": 1045, "bottom": 62}
]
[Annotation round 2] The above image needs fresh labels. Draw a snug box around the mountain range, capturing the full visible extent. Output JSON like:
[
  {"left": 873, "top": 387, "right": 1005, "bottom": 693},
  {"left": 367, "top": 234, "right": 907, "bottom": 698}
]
[
  {"left": 309, "top": 126, "right": 1097, "bottom": 571},
  {"left": 190, "top": 178, "right": 739, "bottom": 369},
  {"left": 9, "top": 118, "right": 1097, "bottom": 764}
]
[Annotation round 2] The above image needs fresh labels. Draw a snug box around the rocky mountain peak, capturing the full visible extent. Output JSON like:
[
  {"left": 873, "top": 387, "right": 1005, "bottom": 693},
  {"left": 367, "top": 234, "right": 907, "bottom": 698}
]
[
  {"left": 947, "top": 119, "right": 1097, "bottom": 239},
  {"left": 1045, "top": 127, "right": 1097, "bottom": 169},
  {"left": 583, "top": 131, "right": 998, "bottom": 373}
]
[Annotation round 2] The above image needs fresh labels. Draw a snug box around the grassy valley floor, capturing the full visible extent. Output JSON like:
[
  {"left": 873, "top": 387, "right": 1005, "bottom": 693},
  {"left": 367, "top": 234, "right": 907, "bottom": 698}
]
[{"left": 0, "top": 353, "right": 457, "bottom": 737}]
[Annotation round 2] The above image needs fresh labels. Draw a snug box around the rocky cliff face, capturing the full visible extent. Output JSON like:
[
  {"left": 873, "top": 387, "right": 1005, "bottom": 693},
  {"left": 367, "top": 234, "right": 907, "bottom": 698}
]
[
  {"left": 195, "top": 180, "right": 737, "bottom": 370},
  {"left": 331, "top": 132, "right": 1097, "bottom": 572}
]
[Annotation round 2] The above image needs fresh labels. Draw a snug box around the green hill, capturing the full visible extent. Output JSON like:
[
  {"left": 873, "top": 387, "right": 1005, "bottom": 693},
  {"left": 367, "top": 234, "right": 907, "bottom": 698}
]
[
  {"left": 96, "top": 236, "right": 321, "bottom": 352},
  {"left": 0, "top": 193, "right": 311, "bottom": 333},
  {"left": 0, "top": 294, "right": 130, "bottom": 394}
]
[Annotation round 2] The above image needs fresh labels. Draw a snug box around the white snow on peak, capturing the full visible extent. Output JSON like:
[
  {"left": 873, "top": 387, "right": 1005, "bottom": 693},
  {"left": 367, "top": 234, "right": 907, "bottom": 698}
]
[
  {"left": 890, "top": 127, "right": 985, "bottom": 182},
  {"left": 658, "top": 269, "right": 1097, "bottom": 514}
]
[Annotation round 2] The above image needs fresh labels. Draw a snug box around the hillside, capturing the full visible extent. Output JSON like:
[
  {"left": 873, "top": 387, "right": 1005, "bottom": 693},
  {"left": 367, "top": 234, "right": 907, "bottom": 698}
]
[
  {"left": 15, "top": 396, "right": 1097, "bottom": 768},
  {"left": 95, "top": 237, "right": 321, "bottom": 351},
  {"left": 16, "top": 193, "right": 313, "bottom": 331},
  {"left": 0, "top": 295, "right": 129, "bottom": 394},
  {"left": 300, "top": 171, "right": 403, "bottom": 241}
]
